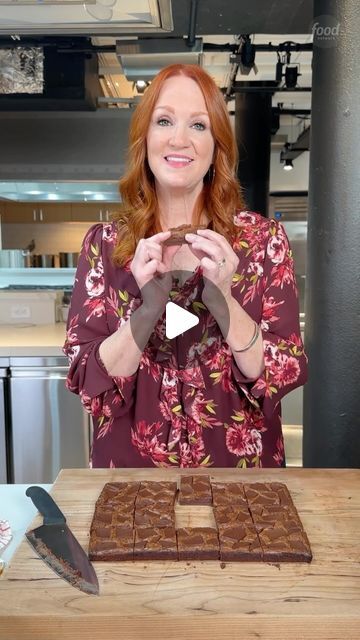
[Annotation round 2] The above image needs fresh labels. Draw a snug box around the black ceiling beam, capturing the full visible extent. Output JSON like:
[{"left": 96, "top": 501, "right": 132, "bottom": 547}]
[{"left": 226, "top": 81, "right": 312, "bottom": 94}]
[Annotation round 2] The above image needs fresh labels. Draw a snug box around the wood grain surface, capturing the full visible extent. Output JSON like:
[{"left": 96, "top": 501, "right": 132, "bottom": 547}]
[{"left": 0, "top": 468, "right": 360, "bottom": 640}]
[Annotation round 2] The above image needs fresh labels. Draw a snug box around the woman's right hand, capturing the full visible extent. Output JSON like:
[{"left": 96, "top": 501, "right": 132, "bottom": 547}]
[{"left": 130, "top": 231, "right": 180, "bottom": 312}]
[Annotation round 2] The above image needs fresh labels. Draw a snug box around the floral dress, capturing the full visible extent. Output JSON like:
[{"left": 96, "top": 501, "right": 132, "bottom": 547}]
[{"left": 63, "top": 210, "right": 307, "bottom": 468}]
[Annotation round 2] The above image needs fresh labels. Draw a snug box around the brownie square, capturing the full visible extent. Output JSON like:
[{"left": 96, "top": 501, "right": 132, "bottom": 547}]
[
  {"left": 134, "top": 527, "right": 178, "bottom": 560},
  {"left": 211, "top": 482, "right": 247, "bottom": 507},
  {"left": 218, "top": 523, "right": 263, "bottom": 562},
  {"left": 258, "top": 523, "right": 312, "bottom": 563},
  {"left": 177, "top": 527, "right": 219, "bottom": 560},
  {"left": 97, "top": 482, "right": 140, "bottom": 507},
  {"left": 136, "top": 481, "right": 177, "bottom": 508},
  {"left": 178, "top": 475, "right": 212, "bottom": 505},
  {"left": 214, "top": 505, "right": 252, "bottom": 527},
  {"left": 88, "top": 527, "right": 134, "bottom": 561},
  {"left": 243, "top": 482, "right": 282, "bottom": 506},
  {"left": 134, "top": 505, "right": 175, "bottom": 529}
]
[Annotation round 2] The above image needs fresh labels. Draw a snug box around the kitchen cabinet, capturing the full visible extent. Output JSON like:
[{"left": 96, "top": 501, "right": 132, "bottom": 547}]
[
  {"left": 71, "top": 202, "right": 118, "bottom": 222},
  {"left": 2, "top": 202, "right": 72, "bottom": 223}
]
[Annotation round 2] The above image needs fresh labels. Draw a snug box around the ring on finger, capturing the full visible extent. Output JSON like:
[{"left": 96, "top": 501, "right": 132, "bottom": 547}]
[{"left": 217, "top": 257, "right": 226, "bottom": 268}]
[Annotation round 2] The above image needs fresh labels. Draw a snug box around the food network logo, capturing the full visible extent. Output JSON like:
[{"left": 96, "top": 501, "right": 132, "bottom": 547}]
[{"left": 311, "top": 15, "right": 341, "bottom": 47}]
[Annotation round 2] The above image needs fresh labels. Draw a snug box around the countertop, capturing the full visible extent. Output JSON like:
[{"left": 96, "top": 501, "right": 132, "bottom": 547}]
[
  {"left": 0, "top": 484, "right": 52, "bottom": 566},
  {"left": 0, "top": 468, "right": 359, "bottom": 640},
  {"left": 0, "top": 323, "right": 66, "bottom": 356}
]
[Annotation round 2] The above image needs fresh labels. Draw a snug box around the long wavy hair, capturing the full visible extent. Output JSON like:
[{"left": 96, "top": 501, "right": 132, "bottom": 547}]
[{"left": 112, "top": 63, "right": 245, "bottom": 266}]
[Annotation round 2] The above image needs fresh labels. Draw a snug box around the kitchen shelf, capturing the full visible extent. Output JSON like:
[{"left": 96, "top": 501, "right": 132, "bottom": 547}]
[{"left": 0, "top": 267, "right": 76, "bottom": 288}]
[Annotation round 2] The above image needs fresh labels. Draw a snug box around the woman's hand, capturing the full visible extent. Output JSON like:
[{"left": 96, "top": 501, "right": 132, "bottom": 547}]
[
  {"left": 131, "top": 231, "right": 180, "bottom": 313},
  {"left": 185, "top": 228, "right": 239, "bottom": 304}
]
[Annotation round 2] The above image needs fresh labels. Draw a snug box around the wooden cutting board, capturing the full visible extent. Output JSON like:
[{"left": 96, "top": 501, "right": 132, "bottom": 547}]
[{"left": 0, "top": 468, "right": 360, "bottom": 640}]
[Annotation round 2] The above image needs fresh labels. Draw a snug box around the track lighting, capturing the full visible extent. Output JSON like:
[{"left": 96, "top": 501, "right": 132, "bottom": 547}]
[{"left": 283, "top": 159, "right": 294, "bottom": 171}]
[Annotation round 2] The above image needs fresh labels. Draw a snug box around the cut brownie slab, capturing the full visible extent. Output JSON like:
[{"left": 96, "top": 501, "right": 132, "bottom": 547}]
[
  {"left": 213, "top": 504, "right": 252, "bottom": 528},
  {"left": 178, "top": 475, "right": 212, "bottom": 505},
  {"left": 134, "top": 527, "right": 178, "bottom": 561},
  {"left": 177, "top": 527, "right": 219, "bottom": 560},
  {"left": 163, "top": 224, "right": 207, "bottom": 246}
]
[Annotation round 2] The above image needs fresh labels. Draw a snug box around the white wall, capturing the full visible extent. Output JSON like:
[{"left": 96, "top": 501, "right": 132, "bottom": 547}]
[{"left": 270, "top": 150, "right": 310, "bottom": 192}]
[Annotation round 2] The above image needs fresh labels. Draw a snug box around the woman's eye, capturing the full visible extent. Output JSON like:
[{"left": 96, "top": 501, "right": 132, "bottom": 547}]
[
  {"left": 157, "top": 118, "right": 171, "bottom": 126},
  {"left": 192, "top": 122, "right": 206, "bottom": 131}
]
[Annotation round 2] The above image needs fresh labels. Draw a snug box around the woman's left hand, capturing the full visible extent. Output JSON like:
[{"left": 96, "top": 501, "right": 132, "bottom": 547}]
[{"left": 185, "top": 228, "right": 239, "bottom": 302}]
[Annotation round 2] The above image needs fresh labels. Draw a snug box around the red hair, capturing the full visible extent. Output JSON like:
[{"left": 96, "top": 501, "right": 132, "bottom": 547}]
[{"left": 112, "top": 64, "right": 244, "bottom": 265}]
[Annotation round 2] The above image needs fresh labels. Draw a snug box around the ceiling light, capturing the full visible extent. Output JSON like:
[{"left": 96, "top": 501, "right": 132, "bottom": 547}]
[
  {"left": 283, "top": 159, "right": 293, "bottom": 171},
  {"left": 284, "top": 65, "right": 300, "bottom": 89},
  {"left": 134, "top": 80, "right": 150, "bottom": 94}
]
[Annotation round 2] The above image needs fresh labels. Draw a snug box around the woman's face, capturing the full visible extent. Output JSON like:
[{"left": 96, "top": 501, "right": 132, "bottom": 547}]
[{"left": 146, "top": 75, "right": 215, "bottom": 195}]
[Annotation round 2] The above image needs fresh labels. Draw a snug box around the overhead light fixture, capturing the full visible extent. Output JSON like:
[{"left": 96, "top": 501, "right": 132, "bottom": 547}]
[
  {"left": 239, "top": 35, "right": 258, "bottom": 76},
  {"left": 284, "top": 65, "right": 300, "bottom": 89},
  {"left": 283, "top": 159, "right": 293, "bottom": 171},
  {"left": 116, "top": 38, "right": 203, "bottom": 82},
  {"left": 133, "top": 80, "right": 150, "bottom": 94}
]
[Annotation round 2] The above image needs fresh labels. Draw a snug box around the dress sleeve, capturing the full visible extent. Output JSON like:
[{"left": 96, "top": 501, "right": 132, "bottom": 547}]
[
  {"left": 232, "top": 219, "right": 308, "bottom": 410},
  {"left": 63, "top": 224, "right": 136, "bottom": 418}
]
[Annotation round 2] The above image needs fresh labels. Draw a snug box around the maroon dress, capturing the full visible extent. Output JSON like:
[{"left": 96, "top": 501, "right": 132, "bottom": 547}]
[{"left": 63, "top": 210, "right": 307, "bottom": 468}]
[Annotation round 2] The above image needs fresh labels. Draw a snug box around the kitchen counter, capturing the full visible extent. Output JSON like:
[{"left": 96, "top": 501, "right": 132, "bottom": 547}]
[
  {"left": 0, "top": 468, "right": 359, "bottom": 640},
  {"left": 0, "top": 484, "right": 52, "bottom": 565},
  {"left": 0, "top": 323, "right": 66, "bottom": 356}
]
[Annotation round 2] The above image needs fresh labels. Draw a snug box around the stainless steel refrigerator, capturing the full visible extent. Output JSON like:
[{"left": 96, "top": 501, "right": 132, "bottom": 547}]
[{"left": 9, "top": 356, "right": 90, "bottom": 484}]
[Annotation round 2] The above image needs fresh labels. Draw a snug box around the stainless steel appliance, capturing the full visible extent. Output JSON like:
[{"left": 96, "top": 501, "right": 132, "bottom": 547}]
[
  {"left": 9, "top": 356, "right": 90, "bottom": 483},
  {"left": 0, "top": 358, "right": 9, "bottom": 482},
  {"left": 0, "top": 249, "right": 31, "bottom": 268},
  {"left": 59, "top": 252, "right": 79, "bottom": 268}
]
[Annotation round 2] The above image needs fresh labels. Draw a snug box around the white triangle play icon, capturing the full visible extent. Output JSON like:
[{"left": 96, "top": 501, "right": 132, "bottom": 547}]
[{"left": 165, "top": 301, "right": 199, "bottom": 339}]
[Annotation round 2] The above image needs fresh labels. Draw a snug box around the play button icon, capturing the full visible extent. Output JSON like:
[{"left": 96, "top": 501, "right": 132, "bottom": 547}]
[{"left": 165, "top": 301, "right": 199, "bottom": 339}]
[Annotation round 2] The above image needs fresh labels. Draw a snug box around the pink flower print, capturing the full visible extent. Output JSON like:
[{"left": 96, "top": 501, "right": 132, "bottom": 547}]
[
  {"left": 267, "top": 234, "right": 286, "bottom": 265},
  {"left": 226, "top": 424, "right": 263, "bottom": 458},
  {"left": 85, "top": 261, "right": 105, "bottom": 298},
  {"left": 273, "top": 354, "right": 301, "bottom": 387}
]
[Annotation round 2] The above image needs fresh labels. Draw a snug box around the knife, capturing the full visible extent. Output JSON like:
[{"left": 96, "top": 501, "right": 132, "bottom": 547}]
[{"left": 25, "top": 485, "right": 99, "bottom": 595}]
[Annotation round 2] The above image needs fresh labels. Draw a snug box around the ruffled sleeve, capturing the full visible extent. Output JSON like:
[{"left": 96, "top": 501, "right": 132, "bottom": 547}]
[
  {"left": 232, "top": 219, "right": 307, "bottom": 412},
  {"left": 63, "top": 223, "right": 137, "bottom": 418}
]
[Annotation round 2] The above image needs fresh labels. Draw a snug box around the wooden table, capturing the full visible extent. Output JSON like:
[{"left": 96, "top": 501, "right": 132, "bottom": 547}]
[{"left": 0, "top": 468, "right": 359, "bottom": 640}]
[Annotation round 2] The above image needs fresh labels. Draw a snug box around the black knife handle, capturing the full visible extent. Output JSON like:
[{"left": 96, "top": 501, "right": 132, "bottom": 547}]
[{"left": 26, "top": 486, "right": 66, "bottom": 526}]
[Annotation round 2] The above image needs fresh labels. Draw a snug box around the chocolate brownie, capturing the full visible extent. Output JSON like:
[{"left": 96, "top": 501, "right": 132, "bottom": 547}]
[
  {"left": 163, "top": 224, "right": 207, "bottom": 246},
  {"left": 177, "top": 527, "right": 219, "bottom": 560},
  {"left": 213, "top": 504, "right": 252, "bottom": 527},
  {"left": 135, "top": 481, "right": 177, "bottom": 508},
  {"left": 134, "top": 504, "right": 176, "bottom": 529},
  {"left": 217, "top": 523, "right": 263, "bottom": 562},
  {"left": 211, "top": 482, "right": 247, "bottom": 507},
  {"left": 178, "top": 475, "right": 212, "bottom": 505},
  {"left": 88, "top": 526, "right": 134, "bottom": 561},
  {"left": 134, "top": 527, "right": 177, "bottom": 561}
]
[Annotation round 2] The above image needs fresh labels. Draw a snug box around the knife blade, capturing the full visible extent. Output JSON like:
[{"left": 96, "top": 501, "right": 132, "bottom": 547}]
[{"left": 25, "top": 485, "right": 99, "bottom": 595}]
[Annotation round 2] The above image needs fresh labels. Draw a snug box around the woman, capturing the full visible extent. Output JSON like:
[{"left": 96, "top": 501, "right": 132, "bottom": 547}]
[{"left": 63, "top": 63, "right": 307, "bottom": 469}]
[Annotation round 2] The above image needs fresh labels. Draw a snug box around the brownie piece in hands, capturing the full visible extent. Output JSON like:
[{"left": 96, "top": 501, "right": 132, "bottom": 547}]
[
  {"left": 177, "top": 527, "right": 219, "bottom": 560},
  {"left": 163, "top": 224, "right": 207, "bottom": 247},
  {"left": 134, "top": 527, "right": 177, "bottom": 561},
  {"left": 178, "top": 475, "right": 212, "bottom": 505},
  {"left": 218, "top": 523, "right": 263, "bottom": 562},
  {"left": 89, "top": 527, "right": 134, "bottom": 561},
  {"left": 211, "top": 482, "right": 247, "bottom": 508}
]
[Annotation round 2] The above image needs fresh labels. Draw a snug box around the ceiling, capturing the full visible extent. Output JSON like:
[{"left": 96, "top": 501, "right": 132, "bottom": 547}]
[{"left": 0, "top": 0, "right": 314, "bottom": 200}]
